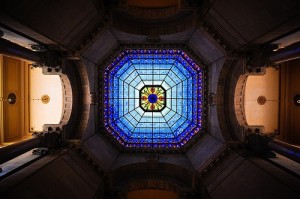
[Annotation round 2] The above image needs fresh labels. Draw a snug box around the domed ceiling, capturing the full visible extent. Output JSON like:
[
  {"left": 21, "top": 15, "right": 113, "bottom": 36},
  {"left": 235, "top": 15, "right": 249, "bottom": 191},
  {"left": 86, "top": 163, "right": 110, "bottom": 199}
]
[
  {"left": 103, "top": 49, "right": 205, "bottom": 149},
  {"left": 1, "top": 0, "right": 299, "bottom": 172}
]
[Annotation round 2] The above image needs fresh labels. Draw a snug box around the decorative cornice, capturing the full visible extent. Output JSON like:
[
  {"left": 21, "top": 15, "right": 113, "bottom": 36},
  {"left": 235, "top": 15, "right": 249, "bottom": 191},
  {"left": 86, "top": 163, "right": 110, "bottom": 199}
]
[
  {"left": 0, "top": 38, "right": 40, "bottom": 61},
  {"left": 200, "top": 22, "right": 232, "bottom": 54},
  {"left": 78, "top": 23, "right": 106, "bottom": 54},
  {"left": 111, "top": 8, "right": 200, "bottom": 35}
]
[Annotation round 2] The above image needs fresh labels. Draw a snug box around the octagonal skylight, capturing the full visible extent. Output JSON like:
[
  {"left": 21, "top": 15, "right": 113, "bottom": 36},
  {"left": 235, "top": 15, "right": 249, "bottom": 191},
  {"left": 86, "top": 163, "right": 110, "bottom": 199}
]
[{"left": 103, "top": 49, "right": 204, "bottom": 148}]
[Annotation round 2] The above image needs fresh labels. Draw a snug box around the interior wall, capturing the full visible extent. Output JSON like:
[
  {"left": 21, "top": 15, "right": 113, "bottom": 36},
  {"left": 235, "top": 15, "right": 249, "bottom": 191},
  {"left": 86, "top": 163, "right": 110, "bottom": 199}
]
[
  {"left": 2, "top": 56, "right": 23, "bottom": 142},
  {"left": 127, "top": 0, "right": 178, "bottom": 7},
  {"left": 0, "top": 55, "right": 63, "bottom": 144},
  {"left": 0, "top": 55, "right": 3, "bottom": 144},
  {"left": 0, "top": 56, "right": 31, "bottom": 144},
  {"left": 279, "top": 58, "right": 300, "bottom": 145},
  {"left": 210, "top": 158, "right": 300, "bottom": 199},
  {"left": 2, "top": 152, "right": 103, "bottom": 199},
  {"left": 127, "top": 189, "right": 178, "bottom": 199},
  {"left": 29, "top": 67, "right": 62, "bottom": 132},
  {"left": 244, "top": 67, "right": 279, "bottom": 133}
]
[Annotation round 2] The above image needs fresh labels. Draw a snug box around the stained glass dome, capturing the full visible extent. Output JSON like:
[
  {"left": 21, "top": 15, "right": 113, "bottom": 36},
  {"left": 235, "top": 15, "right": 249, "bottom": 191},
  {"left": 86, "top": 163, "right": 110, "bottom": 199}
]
[{"left": 103, "top": 49, "right": 204, "bottom": 148}]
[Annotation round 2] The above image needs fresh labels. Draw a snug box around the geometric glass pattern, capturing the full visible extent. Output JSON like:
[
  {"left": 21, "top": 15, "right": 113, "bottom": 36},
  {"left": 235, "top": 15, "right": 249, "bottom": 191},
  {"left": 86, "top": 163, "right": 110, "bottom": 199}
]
[
  {"left": 140, "top": 86, "right": 166, "bottom": 112},
  {"left": 104, "top": 49, "right": 203, "bottom": 148}
]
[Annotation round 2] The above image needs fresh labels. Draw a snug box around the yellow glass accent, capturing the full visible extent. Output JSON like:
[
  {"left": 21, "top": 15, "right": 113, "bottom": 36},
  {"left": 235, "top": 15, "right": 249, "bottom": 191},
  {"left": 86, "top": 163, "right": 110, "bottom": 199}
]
[{"left": 140, "top": 86, "right": 165, "bottom": 111}]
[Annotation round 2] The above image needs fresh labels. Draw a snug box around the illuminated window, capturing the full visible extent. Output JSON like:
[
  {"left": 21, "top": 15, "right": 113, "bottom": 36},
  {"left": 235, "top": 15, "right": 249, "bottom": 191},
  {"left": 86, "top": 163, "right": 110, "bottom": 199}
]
[{"left": 104, "top": 49, "right": 203, "bottom": 148}]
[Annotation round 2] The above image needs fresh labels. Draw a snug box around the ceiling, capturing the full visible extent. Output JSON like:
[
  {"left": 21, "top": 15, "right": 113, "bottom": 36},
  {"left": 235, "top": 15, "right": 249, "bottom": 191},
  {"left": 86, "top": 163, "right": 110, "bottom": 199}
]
[{"left": 1, "top": 0, "right": 300, "bottom": 173}]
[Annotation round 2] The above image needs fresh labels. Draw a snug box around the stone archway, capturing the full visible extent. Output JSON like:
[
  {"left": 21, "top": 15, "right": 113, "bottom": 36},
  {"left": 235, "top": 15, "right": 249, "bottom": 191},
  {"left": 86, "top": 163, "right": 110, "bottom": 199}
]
[{"left": 106, "top": 162, "right": 204, "bottom": 199}]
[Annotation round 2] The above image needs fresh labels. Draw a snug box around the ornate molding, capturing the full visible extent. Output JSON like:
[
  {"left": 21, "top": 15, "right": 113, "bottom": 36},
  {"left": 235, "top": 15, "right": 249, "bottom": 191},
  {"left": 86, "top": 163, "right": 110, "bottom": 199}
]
[
  {"left": 245, "top": 44, "right": 277, "bottom": 72},
  {"left": 30, "top": 44, "right": 47, "bottom": 52},
  {"left": 208, "top": 93, "right": 216, "bottom": 106},
  {"left": 79, "top": 23, "right": 106, "bottom": 53},
  {"left": 111, "top": 9, "right": 200, "bottom": 35},
  {"left": 128, "top": 179, "right": 177, "bottom": 192},
  {"left": 107, "top": 162, "right": 202, "bottom": 197},
  {"left": 200, "top": 22, "right": 231, "bottom": 54},
  {"left": 128, "top": 4, "right": 178, "bottom": 19},
  {"left": 0, "top": 38, "right": 40, "bottom": 61},
  {"left": 147, "top": 35, "right": 160, "bottom": 44}
]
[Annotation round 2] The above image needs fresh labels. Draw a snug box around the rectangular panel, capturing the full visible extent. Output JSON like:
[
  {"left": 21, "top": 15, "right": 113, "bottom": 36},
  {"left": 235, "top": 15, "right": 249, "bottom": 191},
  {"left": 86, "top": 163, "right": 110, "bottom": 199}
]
[
  {"left": 3, "top": 56, "right": 22, "bottom": 142},
  {"left": 279, "top": 59, "right": 300, "bottom": 145}
]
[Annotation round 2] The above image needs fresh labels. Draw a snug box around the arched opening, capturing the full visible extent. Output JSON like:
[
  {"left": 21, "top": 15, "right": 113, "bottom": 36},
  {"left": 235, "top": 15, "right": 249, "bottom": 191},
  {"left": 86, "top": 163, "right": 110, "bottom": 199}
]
[
  {"left": 0, "top": 55, "right": 63, "bottom": 147},
  {"left": 29, "top": 67, "right": 62, "bottom": 132},
  {"left": 106, "top": 162, "right": 202, "bottom": 198},
  {"left": 128, "top": 189, "right": 178, "bottom": 199},
  {"left": 244, "top": 67, "right": 279, "bottom": 135}
]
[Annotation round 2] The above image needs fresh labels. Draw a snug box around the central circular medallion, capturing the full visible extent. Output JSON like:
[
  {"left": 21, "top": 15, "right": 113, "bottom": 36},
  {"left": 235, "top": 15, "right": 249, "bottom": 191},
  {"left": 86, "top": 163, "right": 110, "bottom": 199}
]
[
  {"left": 257, "top": 96, "right": 267, "bottom": 105},
  {"left": 148, "top": 94, "right": 158, "bottom": 103},
  {"left": 140, "top": 86, "right": 166, "bottom": 112}
]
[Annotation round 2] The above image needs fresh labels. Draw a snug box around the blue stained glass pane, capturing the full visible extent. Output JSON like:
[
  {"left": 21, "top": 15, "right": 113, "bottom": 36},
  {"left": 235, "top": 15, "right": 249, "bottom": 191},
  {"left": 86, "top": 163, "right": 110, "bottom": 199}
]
[
  {"left": 157, "top": 69, "right": 170, "bottom": 75},
  {"left": 123, "top": 100, "right": 129, "bottom": 114},
  {"left": 171, "top": 65, "right": 185, "bottom": 80},
  {"left": 143, "top": 112, "right": 153, "bottom": 117},
  {"left": 128, "top": 98, "right": 135, "bottom": 109},
  {"left": 116, "top": 62, "right": 131, "bottom": 78},
  {"left": 182, "top": 100, "right": 188, "bottom": 118},
  {"left": 119, "top": 100, "right": 124, "bottom": 116},
  {"left": 124, "top": 85, "right": 129, "bottom": 97},
  {"left": 170, "top": 86, "right": 177, "bottom": 99},
  {"left": 164, "top": 76, "right": 176, "bottom": 87},
  {"left": 134, "top": 98, "right": 139, "bottom": 108},
  {"left": 130, "top": 109, "right": 141, "bottom": 121},
  {"left": 171, "top": 101, "right": 177, "bottom": 111},
  {"left": 153, "top": 132, "right": 173, "bottom": 137},
  {"left": 187, "top": 78, "right": 193, "bottom": 97},
  {"left": 125, "top": 71, "right": 139, "bottom": 84},
  {"left": 140, "top": 75, "right": 153, "bottom": 81},
  {"left": 161, "top": 107, "right": 171, "bottom": 116},
  {"left": 161, "top": 81, "right": 171, "bottom": 90},
  {"left": 136, "top": 107, "right": 144, "bottom": 116},
  {"left": 171, "top": 117, "right": 186, "bottom": 132},
  {"left": 168, "top": 113, "right": 181, "bottom": 127},
  {"left": 118, "top": 83, "right": 124, "bottom": 98},
  {"left": 158, "top": 122, "right": 170, "bottom": 129},
  {"left": 176, "top": 83, "right": 184, "bottom": 99},
  {"left": 122, "top": 120, "right": 136, "bottom": 132},
  {"left": 130, "top": 76, "right": 142, "bottom": 88},
  {"left": 174, "top": 62, "right": 191, "bottom": 78},
  {"left": 187, "top": 99, "right": 193, "bottom": 119},
  {"left": 104, "top": 49, "right": 203, "bottom": 148},
  {"left": 138, "top": 118, "right": 153, "bottom": 126},
  {"left": 151, "top": 117, "right": 160, "bottom": 123},
  {"left": 137, "top": 69, "right": 150, "bottom": 75},
  {"left": 116, "top": 119, "right": 131, "bottom": 134},
  {"left": 124, "top": 113, "right": 138, "bottom": 126},
  {"left": 136, "top": 122, "right": 150, "bottom": 128},
  {"left": 113, "top": 98, "right": 119, "bottom": 114},
  {"left": 128, "top": 86, "right": 136, "bottom": 99},
  {"left": 153, "top": 74, "right": 164, "bottom": 81},
  {"left": 176, "top": 99, "right": 183, "bottom": 113},
  {"left": 168, "top": 71, "right": 181, "bottom": 84},
  {"left": 129, "top": 77, "right": 141, "bottom": 87},
  {"left": 164, "top": 110, "right": 176, "bottom": 121}
]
